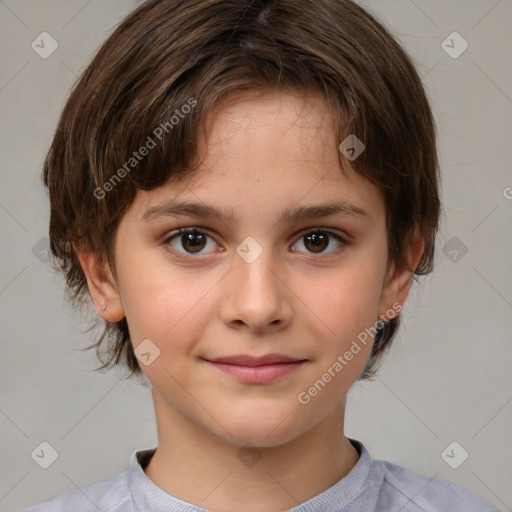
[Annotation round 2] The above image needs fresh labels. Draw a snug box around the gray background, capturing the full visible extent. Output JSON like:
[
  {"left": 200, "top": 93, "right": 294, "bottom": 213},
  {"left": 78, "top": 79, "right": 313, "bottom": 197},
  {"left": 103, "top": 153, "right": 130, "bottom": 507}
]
[{"left": 0, "top": 1, "right": 511, "bottom": 511}]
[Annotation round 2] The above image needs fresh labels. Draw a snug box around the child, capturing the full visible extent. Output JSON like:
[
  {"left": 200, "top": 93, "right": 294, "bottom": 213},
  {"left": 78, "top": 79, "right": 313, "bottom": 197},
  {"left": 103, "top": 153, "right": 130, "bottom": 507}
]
[{"left": 24, "top": 0, "right": 500, "bottom": 510}]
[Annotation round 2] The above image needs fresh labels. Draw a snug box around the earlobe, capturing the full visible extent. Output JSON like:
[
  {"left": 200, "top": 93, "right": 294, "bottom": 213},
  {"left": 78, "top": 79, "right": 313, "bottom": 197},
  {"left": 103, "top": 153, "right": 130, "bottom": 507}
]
[
  {"left": 74, "top": 244, "right": 125, "bottom": 322},
  {"left": 378, "top": 228, "right": 425, "bottom": 321}
]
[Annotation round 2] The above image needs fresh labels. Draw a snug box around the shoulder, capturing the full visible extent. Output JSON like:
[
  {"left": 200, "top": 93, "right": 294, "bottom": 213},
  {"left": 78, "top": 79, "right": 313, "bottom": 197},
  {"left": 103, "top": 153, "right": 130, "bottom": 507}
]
[
  {"left": 22, "top": 471, "right": 130, "bottom": 512},
  {"left": 370, "top": 458, "right": 501, "bottom": 512}
]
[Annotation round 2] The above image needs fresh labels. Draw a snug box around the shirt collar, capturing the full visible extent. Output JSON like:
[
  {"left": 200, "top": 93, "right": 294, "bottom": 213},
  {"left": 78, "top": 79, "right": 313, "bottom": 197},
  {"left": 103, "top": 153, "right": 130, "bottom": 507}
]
[{"left": 128, "top": 439, "right": 371, "bottom": 512}]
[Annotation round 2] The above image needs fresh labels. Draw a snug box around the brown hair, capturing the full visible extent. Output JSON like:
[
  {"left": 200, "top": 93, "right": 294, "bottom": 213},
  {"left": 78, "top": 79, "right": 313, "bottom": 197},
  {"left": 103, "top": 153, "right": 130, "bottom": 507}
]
[{"left": 43, "top": 0, "right": 441, "bottom": 381}]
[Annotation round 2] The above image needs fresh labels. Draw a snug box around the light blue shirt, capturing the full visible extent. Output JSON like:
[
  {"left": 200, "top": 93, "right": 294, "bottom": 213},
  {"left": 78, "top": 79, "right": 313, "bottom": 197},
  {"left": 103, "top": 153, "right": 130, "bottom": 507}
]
[{"left": 23, "top": 439, "right": 501, "bottom": 511}]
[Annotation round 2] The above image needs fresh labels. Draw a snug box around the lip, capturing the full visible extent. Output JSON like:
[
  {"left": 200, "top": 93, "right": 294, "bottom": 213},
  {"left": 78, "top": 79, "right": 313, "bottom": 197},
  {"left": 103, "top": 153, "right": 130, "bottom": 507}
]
[
  {"left": 206, "top": 353, "right": 304, "bottom": 366},
  {"left": 202, "top": 354, "right": 307, "bottom": 384}
]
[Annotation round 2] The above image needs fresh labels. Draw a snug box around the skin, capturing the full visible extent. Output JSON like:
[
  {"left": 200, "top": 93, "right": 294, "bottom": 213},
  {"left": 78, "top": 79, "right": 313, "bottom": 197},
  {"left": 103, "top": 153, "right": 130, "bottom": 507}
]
[{"left": 77, "top": 89, "right": 424, "bottom": 512}]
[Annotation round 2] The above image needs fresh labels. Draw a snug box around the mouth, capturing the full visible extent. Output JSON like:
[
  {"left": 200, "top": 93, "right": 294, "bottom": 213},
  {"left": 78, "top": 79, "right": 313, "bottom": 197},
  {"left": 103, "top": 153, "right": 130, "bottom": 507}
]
[{"left": 202, "top": 354, "right": 308, "bottom": 384}]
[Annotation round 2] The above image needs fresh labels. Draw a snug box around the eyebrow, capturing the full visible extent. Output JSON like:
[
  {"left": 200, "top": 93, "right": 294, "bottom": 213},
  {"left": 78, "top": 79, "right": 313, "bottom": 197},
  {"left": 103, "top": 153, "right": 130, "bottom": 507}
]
[{"left": 141, "top": 200, "right": 371, "bottom": 224}]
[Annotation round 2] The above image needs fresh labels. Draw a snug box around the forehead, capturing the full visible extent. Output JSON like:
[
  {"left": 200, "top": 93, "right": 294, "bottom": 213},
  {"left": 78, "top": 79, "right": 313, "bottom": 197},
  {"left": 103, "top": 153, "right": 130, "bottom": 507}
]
[
  {"left": 198, "top": 89, "right": 338, "bottom": 165},
  {"left": 124, "top": 89, "right": 385, "bottom": 226}
]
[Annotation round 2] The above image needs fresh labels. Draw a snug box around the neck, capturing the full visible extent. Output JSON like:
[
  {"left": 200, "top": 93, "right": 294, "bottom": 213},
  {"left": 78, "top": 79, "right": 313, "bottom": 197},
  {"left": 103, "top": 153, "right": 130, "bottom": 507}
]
[{"left": 143, "top": 388, "right": 360, "bottom": 512}]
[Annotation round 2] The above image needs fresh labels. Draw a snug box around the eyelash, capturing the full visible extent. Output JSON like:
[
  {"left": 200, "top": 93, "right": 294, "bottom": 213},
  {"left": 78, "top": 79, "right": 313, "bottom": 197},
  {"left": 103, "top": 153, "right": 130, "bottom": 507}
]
[{"left": 163, "top": 227, "right": 349, "bottom": 260}]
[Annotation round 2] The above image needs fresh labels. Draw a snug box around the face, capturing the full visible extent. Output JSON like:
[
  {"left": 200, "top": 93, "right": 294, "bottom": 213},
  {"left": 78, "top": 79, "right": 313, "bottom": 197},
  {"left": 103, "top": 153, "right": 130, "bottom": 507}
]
[{"left": 91, "top": 90, "right": 413, "bottom": 448}]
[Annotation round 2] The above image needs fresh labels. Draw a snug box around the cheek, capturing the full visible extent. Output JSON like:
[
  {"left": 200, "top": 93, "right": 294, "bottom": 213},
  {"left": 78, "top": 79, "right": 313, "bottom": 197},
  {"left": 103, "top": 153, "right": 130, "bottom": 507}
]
[
  {"left": 305, "top": 266, "right": 383, "bottom": 334},
  {"left": 121, "top": 273, "right": 217, "bottom": 391},
  {"left": 116, "top": 248, "right": 220, "bottom": 347},
  {"left": 298, "top": 265, "right": 383, "bottom": 376}
]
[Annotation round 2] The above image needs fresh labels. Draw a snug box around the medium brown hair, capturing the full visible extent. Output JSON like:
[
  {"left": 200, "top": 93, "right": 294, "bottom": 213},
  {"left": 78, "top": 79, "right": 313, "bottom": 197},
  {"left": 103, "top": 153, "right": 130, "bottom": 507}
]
[{"left": 43, "top": 0, "right": 441, "bottom": 381}]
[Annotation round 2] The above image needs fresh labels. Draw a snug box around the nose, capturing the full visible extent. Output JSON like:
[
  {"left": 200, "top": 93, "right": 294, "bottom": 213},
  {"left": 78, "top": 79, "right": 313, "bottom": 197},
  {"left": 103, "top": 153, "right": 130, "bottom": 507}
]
[{"left": 219, "top": 250, "right": 293, "bottom": 334}]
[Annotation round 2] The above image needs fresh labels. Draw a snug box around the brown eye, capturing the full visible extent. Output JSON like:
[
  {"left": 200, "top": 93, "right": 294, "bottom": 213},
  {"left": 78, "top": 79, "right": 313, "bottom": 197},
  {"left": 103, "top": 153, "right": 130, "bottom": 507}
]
[
  {"left": 292, "top": 230, "right": 346, "bottom": 255},
  {"left": 303, "top": 232, "right": 329, "bottom": 253},
  {"left": 181, "top": 230, "right": 207, "bottom": 253},
  {"left": 166, "top": 228, "right": 217, "bottom": 256}
]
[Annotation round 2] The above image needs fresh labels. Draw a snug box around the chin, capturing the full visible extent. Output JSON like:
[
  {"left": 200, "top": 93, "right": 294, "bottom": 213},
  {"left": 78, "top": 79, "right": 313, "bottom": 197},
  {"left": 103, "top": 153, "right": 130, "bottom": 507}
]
[{"left": 209, "top": 410, "right": 308, "bottom": 449}]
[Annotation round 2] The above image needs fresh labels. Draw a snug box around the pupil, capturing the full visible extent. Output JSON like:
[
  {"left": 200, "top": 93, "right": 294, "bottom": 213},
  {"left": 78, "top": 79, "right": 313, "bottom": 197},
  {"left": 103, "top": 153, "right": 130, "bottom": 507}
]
[
  {"left": 183, "top": 231, "right": 206, "bottom": 252},
  {"left": 305, "top": 232, "right": 328, "bottom": 252}
]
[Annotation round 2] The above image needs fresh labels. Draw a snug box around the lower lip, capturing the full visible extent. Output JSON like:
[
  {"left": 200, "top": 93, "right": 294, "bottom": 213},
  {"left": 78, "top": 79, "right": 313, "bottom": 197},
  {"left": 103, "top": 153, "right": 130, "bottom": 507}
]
[{"left": 205, "top": 361, "right": 306, "bottom": 383}]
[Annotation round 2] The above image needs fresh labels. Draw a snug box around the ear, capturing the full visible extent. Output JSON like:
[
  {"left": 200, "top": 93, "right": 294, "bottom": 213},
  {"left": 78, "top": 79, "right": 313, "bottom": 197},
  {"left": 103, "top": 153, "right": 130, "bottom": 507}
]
[
  {"left": 73, "top": 243, "right": 125, "bottom": 322},
  {"left": 377, "top": 227, "right": 425, "bottom": 321}
]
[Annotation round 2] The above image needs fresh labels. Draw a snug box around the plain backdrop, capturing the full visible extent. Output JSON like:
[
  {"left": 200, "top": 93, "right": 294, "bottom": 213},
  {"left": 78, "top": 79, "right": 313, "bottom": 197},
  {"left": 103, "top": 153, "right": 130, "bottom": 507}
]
[{"left": 0, "top": 1, "right": 511, "bottom": 511}]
